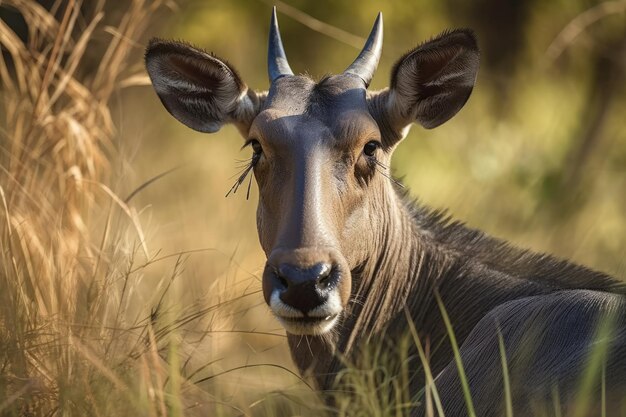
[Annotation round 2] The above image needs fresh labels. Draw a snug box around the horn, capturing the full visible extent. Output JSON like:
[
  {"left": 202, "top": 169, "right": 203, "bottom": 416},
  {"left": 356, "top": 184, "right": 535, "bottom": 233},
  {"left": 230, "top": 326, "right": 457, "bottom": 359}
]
[
  {"left": 344, "top": 13, "right": 383, "bottom": 87},
  {"left": 268, "top": 7, "right": 294, "bottom": 83}
]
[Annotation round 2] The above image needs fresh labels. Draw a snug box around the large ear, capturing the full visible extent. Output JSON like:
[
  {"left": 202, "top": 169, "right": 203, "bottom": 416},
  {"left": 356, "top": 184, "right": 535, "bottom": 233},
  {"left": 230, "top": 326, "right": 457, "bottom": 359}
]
[
  {"left": 372, "top": 29, "right": 479, "bottom": 142},
  {"left": 145, "top": 39, "right": 262, "bottom": 135}
]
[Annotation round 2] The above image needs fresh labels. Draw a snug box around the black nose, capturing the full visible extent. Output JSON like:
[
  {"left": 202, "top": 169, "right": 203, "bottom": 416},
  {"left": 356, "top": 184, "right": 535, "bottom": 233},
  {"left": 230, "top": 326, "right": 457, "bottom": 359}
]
[{"left": 275, "top": 262, "right": 337, "bottom": 313}]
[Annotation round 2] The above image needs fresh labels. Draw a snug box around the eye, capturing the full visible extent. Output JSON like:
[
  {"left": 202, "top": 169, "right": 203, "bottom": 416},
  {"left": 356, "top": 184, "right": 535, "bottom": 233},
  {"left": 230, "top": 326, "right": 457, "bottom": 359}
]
[
  {"left": 248, "top": 139, "right": 263, "bottom": 155},
  {"left": 363, "top": 141, "right": 380, "bottom": 157}
]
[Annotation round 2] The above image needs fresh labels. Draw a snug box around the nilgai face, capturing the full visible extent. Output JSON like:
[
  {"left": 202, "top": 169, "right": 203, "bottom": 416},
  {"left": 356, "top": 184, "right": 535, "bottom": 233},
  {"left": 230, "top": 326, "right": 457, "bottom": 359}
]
[{"left": 146, "top": 8, "right": 626, "bottom": 416}]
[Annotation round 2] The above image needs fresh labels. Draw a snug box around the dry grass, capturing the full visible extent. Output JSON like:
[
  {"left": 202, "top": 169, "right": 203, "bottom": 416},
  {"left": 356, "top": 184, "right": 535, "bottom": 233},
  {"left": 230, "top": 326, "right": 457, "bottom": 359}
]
[{"left": 0, "top": 0, "right": 204, "bottom": 414}]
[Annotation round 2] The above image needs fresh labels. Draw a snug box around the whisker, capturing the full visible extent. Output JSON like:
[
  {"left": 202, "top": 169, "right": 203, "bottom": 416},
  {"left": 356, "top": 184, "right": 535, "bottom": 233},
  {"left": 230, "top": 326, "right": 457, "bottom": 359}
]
[
  {"left": 349, "top": 296, "right": 365, "bottom": 307},
  {"left": 246, "top": 171, "right": 253, "bottom": 200},
  {"left": 370, "top": 159, "right": 405, "bottom": 188},
  {"left": 305, "top": 335, "right": 314, "bottom": 358},
  {"left": 226, "top": 154, "right": 260, "bottom": 198},
  {"left": 374, "top": 159, "right": 389, "bottom": 169},
  {"left": 228, "top": 165, "right": 251, "bottom": 180},
  {"left": 234, "top": 159, "right": 254, "bottom": 168},
  {"left": 226, "top": 164, "right": 254, "bottom": 197},
  {"left": 233, "top": 163, "right": 251, "bottom": 171}
]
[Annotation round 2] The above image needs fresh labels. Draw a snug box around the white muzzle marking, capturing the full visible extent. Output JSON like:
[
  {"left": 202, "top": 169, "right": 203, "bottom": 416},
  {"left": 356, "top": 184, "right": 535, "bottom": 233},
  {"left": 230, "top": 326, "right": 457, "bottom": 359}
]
[{"left": 269, "top": 290, "right": 342, "bottom": 335}]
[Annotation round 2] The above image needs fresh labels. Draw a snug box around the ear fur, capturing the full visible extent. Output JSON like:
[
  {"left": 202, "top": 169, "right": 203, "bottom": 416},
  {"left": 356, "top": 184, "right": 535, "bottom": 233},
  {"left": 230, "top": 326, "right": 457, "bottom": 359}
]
[
  {"left": 145, "top": 39, "right": 261, "bottom": 134},
  {"left": 371, "top": 29, "right": 479, "bottom": 142}
]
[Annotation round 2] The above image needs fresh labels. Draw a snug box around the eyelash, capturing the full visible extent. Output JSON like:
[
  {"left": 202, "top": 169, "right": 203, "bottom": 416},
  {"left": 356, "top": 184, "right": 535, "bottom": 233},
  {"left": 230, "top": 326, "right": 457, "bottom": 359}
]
[{"left": 225, "top": 140, "right": 262, "bottom": 199}]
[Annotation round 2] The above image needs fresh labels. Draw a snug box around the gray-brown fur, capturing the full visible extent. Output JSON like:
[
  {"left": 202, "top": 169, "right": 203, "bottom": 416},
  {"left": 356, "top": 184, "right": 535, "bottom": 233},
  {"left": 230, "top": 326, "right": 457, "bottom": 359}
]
[{"left": 145, "top": 10, "right": 626, "bottom": 416}]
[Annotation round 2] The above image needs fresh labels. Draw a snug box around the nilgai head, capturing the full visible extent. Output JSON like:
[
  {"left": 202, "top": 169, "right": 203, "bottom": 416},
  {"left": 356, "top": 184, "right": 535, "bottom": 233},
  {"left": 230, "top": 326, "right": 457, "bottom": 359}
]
[{"left": 145, "top": 8, "right": 479, "bottom": 336}]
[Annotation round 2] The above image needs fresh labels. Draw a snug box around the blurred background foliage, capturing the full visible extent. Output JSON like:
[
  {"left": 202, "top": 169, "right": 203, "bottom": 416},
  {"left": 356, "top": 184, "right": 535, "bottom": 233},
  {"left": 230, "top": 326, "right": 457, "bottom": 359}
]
[{"left": 0, "top": 0, "right": 624, "bottom": 415}]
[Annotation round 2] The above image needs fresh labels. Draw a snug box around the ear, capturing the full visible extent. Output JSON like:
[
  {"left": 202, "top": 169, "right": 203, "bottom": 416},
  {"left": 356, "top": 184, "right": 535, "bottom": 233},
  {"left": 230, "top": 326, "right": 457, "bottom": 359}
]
[
  {"left": 145, "top": 39, "right": 262, "bottom": 135},
  {"left": 371, "top": 29, "right": 479, "bottom": 141}
]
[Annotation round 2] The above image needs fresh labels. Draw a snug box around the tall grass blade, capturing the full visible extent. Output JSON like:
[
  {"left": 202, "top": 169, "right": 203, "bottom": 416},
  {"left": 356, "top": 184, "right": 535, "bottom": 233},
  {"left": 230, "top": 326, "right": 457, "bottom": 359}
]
[
  {"left": 404, "top": 307, "right": 445, "bottom": 417},
  {"left": 497, "top": 327, "right": 513, "bottom": 417},
  {"left": 572, "top": 314, "right": 615, "bottom": 417},
  {"left": 435, "top": 291, "right": 476, "bottom": 417}
]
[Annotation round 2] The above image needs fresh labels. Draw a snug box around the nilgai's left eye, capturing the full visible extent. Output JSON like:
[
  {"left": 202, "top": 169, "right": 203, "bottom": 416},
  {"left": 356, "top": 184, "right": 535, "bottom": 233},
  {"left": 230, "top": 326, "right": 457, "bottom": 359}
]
[{"left": 363, "top": 141, "right": 380, "bottom": 157}]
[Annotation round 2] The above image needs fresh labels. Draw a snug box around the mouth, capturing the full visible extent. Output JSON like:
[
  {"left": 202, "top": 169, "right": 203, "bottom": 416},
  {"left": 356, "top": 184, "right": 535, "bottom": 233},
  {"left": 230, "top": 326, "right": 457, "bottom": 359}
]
[
  {"left": 269, "top": 290, "right": 343, "bottom": 335},
  {"left": 276, "top": 313, "right": 340, "bottom": 335},
  {"left": 281, "top": 314, "right": 338, "bottom": 324}
]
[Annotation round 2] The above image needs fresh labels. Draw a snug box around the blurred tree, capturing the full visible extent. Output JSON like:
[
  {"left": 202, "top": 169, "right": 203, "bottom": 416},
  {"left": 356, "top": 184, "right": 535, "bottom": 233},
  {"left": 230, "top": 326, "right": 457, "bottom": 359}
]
[{"left": 542, "top": 28, "right": 626, "bottom": 262}]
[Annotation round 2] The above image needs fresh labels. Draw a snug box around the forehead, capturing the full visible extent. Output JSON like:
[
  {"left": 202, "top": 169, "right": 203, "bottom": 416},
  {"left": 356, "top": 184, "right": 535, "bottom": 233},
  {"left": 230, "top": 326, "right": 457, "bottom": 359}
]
[{"left": 252, "top": 74, "right": 377, "bottom": 141}]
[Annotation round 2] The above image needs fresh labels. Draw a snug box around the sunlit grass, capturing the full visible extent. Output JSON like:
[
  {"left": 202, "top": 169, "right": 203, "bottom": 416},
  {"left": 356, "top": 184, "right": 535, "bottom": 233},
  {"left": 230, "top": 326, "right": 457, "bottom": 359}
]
[
  {"left": 497, "top": 328, "right": 514, "bottom": 417},
  {"left": 435, "top": 292, "right": 476, "bottom": 417},
  {"left": 0, "top": 0, "right": 275, "bottom": 414},
  {"left": 571, "top": 314, "right": 615, "bottom": 417},
  {"left": 405, "top": 307, "right": 445, "bottom": 417}
]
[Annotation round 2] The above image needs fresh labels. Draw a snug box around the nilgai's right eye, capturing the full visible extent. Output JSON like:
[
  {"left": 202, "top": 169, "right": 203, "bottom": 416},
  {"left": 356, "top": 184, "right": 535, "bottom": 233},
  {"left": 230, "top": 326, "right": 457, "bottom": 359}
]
[
  {"left": 363, "top": 141, "right": 380, "bottom": 157},
  {"left": 248, "top": 139, "right": 263, "bottom": 155}
]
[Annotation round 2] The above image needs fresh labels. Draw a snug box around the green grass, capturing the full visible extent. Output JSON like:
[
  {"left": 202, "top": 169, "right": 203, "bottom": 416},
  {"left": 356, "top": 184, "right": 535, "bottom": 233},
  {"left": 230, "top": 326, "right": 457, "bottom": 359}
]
[
  {"left": 435, "top": 292, "right": 476, "bottom": 417},
  {"left": 497, "top": 328, "right": 514, "bottom": 417}
]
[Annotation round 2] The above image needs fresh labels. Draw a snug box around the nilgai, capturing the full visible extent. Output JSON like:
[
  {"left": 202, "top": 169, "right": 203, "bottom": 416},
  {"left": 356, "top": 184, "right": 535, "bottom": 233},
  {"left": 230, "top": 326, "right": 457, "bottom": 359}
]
[{"left": 145, "top": 8, "right": 626, "bottom": 416}]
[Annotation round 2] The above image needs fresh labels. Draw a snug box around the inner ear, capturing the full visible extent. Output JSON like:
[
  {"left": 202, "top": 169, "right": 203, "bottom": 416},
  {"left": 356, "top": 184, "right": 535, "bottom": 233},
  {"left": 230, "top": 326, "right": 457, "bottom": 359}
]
[
  {"left": 145, "top": 39, "right": 260, "bottom": 135},
  {"left": 388, "top": 29, "right": 479, "bottom": 130}
]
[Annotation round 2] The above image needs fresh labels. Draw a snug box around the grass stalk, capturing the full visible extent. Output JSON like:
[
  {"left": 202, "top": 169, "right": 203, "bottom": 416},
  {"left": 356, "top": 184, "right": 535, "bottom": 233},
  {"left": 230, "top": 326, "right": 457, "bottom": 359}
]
[
  {"left": 435, "top": 291, "right": 476, "bottom": 417},
  {"left": 497, "top": 328, "right": 514, "bottom": 417}
]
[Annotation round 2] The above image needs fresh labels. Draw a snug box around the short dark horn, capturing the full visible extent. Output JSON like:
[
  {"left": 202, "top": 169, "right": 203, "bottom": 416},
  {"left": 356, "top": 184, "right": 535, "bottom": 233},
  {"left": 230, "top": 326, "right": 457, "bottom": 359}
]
[
  {"left": 268, "top": 7, "right": 294, "bottom": 83},
  {"left": 344, "top": 13, "right": 383, "bottom": 87}
]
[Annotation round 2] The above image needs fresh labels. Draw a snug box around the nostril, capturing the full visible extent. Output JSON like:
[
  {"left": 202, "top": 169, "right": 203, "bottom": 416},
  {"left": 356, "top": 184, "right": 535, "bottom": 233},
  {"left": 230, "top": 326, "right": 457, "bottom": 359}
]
[
  {"left": 278, "top": 275, "right": 289, "bottom": 289},
  {"left": 314, "top": 263, "right": 331, "bottom": 279},
  {"left": 316, "top": 263, "right": 337, "bottom": 291},
  {"left": 318, "top": 273, "right": 331, "bottom": 290},
  {"left": 271, "top": 266, "right": 289, "bottom": 289}
]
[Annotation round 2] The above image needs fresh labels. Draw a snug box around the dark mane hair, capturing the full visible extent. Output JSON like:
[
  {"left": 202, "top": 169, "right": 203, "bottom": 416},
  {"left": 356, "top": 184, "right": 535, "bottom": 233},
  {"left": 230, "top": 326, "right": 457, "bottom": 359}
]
[{"left": 403, "top": 193, "right": 626, "bottom": 295}]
